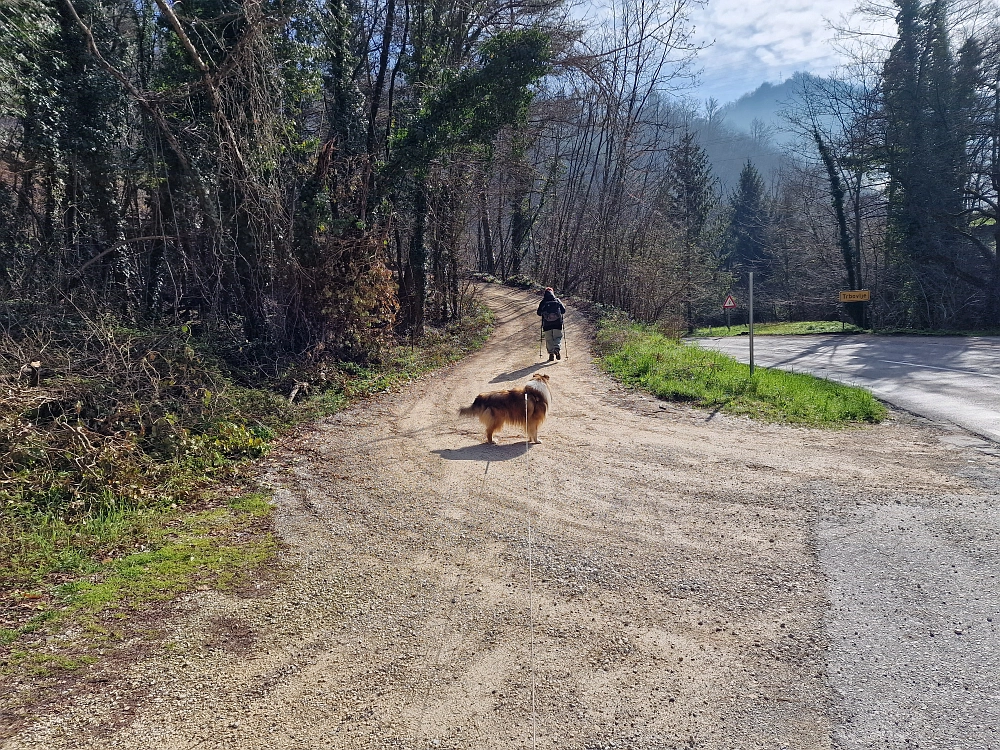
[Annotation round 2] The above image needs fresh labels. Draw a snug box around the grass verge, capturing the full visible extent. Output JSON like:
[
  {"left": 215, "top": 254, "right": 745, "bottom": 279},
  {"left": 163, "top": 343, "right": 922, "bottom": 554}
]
[
  {"left": 2, "top": 492, "right": 275, "bottom": 672},
  {"left": 693, "top": 320, "right": 867, "bottom": 337},
  {"left": 598, "top": 314, "right": 886, "bottom": 425},
  {"left": 0, "top": 304, "right": 494, "bottom": 677}
]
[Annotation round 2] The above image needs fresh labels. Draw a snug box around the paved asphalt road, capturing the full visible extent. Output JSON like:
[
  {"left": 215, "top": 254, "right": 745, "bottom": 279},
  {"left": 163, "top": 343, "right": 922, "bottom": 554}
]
[
  {"left": 699, "top": 333, "right": 1000, "bottom": 750},
  {"left": 695, "top": 334, "right": 1000, "bottom": 442}
]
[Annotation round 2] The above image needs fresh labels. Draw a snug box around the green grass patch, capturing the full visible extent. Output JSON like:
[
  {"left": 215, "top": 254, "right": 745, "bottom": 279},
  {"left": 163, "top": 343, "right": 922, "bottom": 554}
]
[
  {"left": 693, "top": 320, "right": 867, "bottom": 337},
  {"left": 54, "top": 496, "right": 276, "bottom": 610},
  {"left": 1, "top": 493, "right": 276, "bottom": 674},
  {"left": 598, "top": 315, "right": 886, "bottom": 426}
]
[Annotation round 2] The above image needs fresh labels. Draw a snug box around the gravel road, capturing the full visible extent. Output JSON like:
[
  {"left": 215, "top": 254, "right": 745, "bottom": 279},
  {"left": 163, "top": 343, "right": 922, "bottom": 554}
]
[{"left": 3, "top": 287, "right": 998, "bottom": 749}]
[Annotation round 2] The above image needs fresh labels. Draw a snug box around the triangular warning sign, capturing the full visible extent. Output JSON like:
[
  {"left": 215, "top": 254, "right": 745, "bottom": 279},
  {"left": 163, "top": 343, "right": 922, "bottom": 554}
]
[{"left": 722, "top": 294, "right": 737, "bottom": 309}]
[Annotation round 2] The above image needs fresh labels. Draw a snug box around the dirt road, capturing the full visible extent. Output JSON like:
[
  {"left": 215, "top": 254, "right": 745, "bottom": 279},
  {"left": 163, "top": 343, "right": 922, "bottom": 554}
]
[{"left": 4, "top": 286, "right": 998, "bottom": 749}]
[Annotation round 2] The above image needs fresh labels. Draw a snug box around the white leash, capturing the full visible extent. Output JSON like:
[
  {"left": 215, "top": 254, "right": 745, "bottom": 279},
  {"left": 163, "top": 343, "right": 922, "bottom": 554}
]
[
  {"left": 415, "top": 374, "right": 541, "bottom": 747},
  {"left": 524, "top": 393, "right": 537, "bottom": 750}
]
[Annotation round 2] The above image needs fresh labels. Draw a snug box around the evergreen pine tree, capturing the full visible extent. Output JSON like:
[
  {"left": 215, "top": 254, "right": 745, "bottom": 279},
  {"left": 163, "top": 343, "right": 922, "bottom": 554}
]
[
  {"left": 724, "top": 160, "right": 771, "bottom": 277},
  {"left": 664, "top": 129, "right": 718, "bottom": 332},
  {"left": 881, "top": 0, "right": 980, "bottom": 326}
]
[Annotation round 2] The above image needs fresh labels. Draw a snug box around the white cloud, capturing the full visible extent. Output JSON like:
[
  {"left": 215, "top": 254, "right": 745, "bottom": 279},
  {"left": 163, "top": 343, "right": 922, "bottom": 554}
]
[{"left": 688, "top": 0, "right": 860, "bottom": 103}]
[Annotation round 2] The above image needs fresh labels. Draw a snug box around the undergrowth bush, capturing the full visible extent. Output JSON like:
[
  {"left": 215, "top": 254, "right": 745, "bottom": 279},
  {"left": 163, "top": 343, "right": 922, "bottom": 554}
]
[
  {"left": 0, "top": 296, "right": 494, "bottom": 630},
  {"left": 0, "top": 307, "right": 291, "bottom": 521},
  {"left": 503, "top": 274, "right": 543, "bottom": 290}
]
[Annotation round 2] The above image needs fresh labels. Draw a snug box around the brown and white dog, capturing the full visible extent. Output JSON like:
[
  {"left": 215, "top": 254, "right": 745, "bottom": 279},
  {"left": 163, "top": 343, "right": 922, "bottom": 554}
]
[{"left": 459, "top": 373, "right": 551, "bottom": 444}]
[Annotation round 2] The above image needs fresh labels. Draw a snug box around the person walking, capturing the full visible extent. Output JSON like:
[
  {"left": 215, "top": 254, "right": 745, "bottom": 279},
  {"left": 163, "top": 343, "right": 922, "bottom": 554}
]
[{"left": 536, "top": 287, "right": 566, "bottom": 361}]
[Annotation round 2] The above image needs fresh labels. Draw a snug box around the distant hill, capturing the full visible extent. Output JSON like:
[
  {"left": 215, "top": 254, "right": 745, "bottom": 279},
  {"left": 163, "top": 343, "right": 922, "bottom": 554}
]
[
  {"left": 669, "top": 74, "right": 829, "bottom": 193},
  {"left": 690, "top": 118, "right": 793, "bottom": 194},
  {"left": 717, "top": 73, "right": 821, "bottom": 146},
  {"left": 633, "top": 75, "right": 826, "bottom": 194}
]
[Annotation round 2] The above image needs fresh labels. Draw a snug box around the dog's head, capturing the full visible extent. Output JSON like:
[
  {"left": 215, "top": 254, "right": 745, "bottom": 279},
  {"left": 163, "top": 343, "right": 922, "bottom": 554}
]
[{"left": 530, "top": 373, "right": 550, "bottom": 384}]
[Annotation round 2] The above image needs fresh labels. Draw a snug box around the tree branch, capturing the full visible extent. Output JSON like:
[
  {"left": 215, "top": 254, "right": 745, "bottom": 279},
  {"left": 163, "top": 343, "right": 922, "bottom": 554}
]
[
  {"left": 151, "top": 0, "right": 248, "bottom": 177},
  {"left": 60, "top": 0, "right": 217, "bottom": 224}
]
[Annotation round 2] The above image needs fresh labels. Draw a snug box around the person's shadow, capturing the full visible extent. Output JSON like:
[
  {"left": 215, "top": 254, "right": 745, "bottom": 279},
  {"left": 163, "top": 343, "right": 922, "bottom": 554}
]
[
  {"left": 489, "top": 362, "right": 551, "bottom": 384},
  {"left": 432, "top": 442, "right": 528, "bottom": 461}
]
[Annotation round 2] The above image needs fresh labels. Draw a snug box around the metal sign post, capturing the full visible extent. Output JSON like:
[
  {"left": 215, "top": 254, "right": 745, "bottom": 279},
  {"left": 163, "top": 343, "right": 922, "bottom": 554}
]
[{"left": 749, "top": 272, "right": 754, "bottom": 377}]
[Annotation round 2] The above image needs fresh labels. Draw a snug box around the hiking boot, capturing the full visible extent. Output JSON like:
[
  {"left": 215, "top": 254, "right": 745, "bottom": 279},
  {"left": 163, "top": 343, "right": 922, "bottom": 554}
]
[
  {"left": 548, "top": 353, "right": 555, "bottom": 362},
  {"left": 555, "top": 349, "right": 561, "bottom": 360}
]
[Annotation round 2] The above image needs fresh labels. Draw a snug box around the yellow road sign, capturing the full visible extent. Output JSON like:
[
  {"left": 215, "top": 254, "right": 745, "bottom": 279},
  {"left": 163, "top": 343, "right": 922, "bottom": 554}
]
[{"left": 840, "top": 290, "right": 870, "bottom": 303}]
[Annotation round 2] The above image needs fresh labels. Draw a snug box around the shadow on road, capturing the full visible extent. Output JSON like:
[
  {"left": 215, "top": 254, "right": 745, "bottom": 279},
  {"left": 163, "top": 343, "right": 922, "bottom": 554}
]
[
  {"left": 729, "top": 335, "right": 1000, "bottom": 385},
  {"left": 433, "top": 442, "right": 529, "bottom": 461},
  {"left": 489, "top": 362, "right": 553, "bottom": 383}
]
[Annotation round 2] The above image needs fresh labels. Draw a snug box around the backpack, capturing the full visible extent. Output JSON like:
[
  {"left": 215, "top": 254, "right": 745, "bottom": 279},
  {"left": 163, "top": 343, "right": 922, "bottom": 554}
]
[{"left": 541, "top": 301, "right": 562, "bottom": 324}]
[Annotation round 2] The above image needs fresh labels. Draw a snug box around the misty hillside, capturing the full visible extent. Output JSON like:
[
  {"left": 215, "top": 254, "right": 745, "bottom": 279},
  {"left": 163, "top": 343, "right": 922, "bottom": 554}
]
[
  {"left": 691, "top": 118, "right": 795, "bottom": 194},
  {"left": 717, "top": 72, "right": 821, "bottom": 145}
]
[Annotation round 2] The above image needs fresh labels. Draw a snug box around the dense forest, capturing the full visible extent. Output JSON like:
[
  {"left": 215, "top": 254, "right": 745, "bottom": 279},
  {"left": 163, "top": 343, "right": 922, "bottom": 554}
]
[{"left": 1, "top": 0, "right": 999, "bottom": 358}]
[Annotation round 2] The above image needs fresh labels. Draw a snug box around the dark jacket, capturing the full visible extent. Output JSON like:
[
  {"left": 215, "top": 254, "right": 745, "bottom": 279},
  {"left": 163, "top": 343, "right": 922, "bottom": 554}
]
[{"left": 536, "top": 290, "right": 566, "bottom": 331}]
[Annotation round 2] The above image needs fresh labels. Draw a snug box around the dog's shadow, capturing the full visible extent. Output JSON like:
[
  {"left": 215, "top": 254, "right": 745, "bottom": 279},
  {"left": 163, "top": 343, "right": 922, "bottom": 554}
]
[
  {"left": 489, "top": 362, "right": 551, "bottom": 384},
  {"left": 433, "top": 442, "right": 529, "bottom": 461}
]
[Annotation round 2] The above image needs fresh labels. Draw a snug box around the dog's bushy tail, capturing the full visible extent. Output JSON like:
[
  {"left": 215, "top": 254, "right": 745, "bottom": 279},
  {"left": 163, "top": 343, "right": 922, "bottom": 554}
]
[{"left": 459, "top": 397, "right": 484, "bottom": 418}]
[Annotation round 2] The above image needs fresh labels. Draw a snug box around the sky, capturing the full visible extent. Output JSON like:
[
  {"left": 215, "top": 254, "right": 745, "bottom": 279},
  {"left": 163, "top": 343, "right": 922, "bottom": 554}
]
[{"left": 687, "top": 0, "right": 861, "bottom": 104}]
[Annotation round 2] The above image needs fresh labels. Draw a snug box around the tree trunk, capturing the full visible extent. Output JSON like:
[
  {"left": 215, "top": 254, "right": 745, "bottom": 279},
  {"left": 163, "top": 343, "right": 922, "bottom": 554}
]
[
  {"left": 478, "top": 189, "right": 495, "bottom": 275},
  {"left": 405, "top": 181, "right": 428, "bottom": 334}
]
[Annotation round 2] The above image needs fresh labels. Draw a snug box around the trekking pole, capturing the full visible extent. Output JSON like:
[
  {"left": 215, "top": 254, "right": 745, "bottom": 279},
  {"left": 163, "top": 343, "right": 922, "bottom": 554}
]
[
  {"left": 563, "top": 319, "right": 568, "bottom": 361},
  {"left": 538, "top": 322, "right": 543, "bottom": 359}
]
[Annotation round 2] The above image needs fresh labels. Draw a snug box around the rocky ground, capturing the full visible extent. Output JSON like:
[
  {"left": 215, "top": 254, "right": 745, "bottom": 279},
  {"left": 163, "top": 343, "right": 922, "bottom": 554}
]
[{"left": 2, "top": 286, "right": 998, "bottom": 749}]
